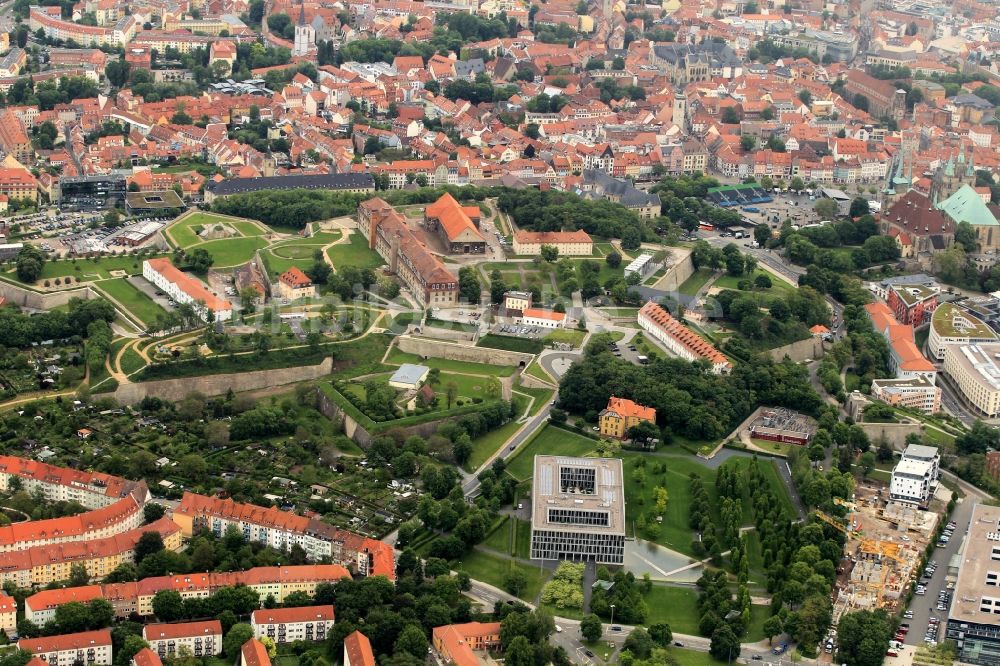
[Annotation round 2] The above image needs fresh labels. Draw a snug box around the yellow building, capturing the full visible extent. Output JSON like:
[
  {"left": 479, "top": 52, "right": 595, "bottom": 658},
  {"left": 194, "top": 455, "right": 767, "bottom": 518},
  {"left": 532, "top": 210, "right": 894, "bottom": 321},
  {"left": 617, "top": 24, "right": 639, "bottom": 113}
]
[{"left": 598, "top": 396, "right": 656, "bottom": 439}]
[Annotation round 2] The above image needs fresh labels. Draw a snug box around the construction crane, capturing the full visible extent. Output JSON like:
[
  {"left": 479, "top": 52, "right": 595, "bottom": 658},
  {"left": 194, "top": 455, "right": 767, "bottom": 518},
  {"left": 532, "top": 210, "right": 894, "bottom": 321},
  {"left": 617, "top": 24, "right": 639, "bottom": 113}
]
[{"left": 812, "top": 510, "right": 861, "bottom": 537}]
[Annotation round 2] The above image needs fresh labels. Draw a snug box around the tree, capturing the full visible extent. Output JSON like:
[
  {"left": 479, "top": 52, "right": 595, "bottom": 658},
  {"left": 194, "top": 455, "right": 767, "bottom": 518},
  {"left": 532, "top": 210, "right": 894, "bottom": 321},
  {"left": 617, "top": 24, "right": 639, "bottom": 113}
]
[
  {"left": 762, "top": 615, "right": 783, "bottom": 644},
  {"left": 623, "top": 628, "right": 654, "bottom": 659},
  {"left": 143, "top": 503, "right": 165, "bottom": 524},
  {"left": 955, "top": 220, "right": 977, "bottom": 250},
  {"left": 580, "top": 614, "right": 603, "bottom": 642},
  {"left": 956, "top": 420, "right": 1000, "bottom": 454},
  {"left": 849, "top": 197, "right": 870, "bottom": 218},
  {"left": 223, "top": 624, "right": 255, "bottom": 659},
  {"left": 69, "top": 562, "right": 90, "bottom": 586},
  {"left": 740, "top": 135, "right": 756, "bottom": 152},
  {"left": 179, "top": 453, "right": 207, "bottom": 478},
  {"left": 814, "top": 198, "right": 839, "bottom": 219},
  {"left": 710, "top": 623, "right": 740, "bottom": 661},
  {"left": 606, "top": 251, "right": 621, "bottom": 268},
  {"left": 648, "top": 623, "right": 672, "bottom": 647},
  {"left": 458, "top": 266, "right": 481, "bottom": 304},
  {"left": 835, "top": 610, "right": 891, "bottom": 666},
  {"left": 134, "top": 531, "right": 164, "bottom": 562},
  {"left": 15, "top": 246, "right": 45, "bottom": 283},
  {"left": 105, "top": 58, "right": 131, "bottom": 88},
  {"left": 152, "top": 590, "right": 184, "bottom": 622},
  {"left": 445, "top": 382, "right": 458, "bottom": 409},
  {"left": 852, "top": 93, "right": 869, "bottom": 112},
  {"left": 395, "top": 624, "right": 429, "bottom": 657},
  {"left": 503, "top": 569, "right": 528, "bottom": 596},
  {"left": 540, "top": 244, "right": 559, "bottom": 263},
  {"left": 721, "top": 107, "right": 740, "bottom": 124},
  {"left": 859, "top": 451, "right": 876, "bottom": 477}
]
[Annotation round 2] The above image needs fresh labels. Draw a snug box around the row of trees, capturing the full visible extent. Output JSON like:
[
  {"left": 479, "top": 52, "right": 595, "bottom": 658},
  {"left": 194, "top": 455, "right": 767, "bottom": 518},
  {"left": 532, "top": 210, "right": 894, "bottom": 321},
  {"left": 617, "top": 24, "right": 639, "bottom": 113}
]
[{"left": 0, "top": 297, "right": 115, "bottom": 349}]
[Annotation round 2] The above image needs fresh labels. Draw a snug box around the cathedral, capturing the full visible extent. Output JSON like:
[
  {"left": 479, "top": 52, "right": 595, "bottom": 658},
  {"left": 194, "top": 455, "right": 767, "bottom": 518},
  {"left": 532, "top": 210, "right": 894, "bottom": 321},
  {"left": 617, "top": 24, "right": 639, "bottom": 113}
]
[{"left": 930, "top": 142, "right": 977, "bottom": 203}]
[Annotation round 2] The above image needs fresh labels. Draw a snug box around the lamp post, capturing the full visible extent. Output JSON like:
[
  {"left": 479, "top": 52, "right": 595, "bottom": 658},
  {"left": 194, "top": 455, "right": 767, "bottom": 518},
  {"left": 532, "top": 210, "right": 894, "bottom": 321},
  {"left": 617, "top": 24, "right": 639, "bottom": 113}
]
[{"left": 610, "top": 604, "right": 615, "bottom": 629}]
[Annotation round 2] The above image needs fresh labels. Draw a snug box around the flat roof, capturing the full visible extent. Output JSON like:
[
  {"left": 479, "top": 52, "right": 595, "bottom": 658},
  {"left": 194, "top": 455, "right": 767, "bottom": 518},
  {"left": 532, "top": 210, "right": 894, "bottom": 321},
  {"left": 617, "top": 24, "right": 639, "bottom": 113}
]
[
  {"left": 892, "top": 283, "right": 938, "bottom": 307},
  {"left": 893, "top": 459, "right": 932, "bottom": 477},
  {"left": 932, "top": 303, "right": 997, "bottom": 340},
  {"left": 903, "top": 443, "right": 939, "bottom": 460},
  {"left": 531, "top": 455, "right": 625, "bottom": 536},
  {"left": 945, "top": 343, "right": 1000, "bottom": 391},
  {"left": 950, "top": 503, "right": 1000, "bottom": 627}
]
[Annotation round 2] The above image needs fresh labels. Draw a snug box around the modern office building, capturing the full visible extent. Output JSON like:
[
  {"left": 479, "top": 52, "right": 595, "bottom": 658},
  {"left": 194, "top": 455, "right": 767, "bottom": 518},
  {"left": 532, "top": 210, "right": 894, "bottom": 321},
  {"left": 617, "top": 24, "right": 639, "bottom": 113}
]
[
  {"left": 530, "top": 456, "right": 626, "bottom": 565},
  {"left": 942, "top": 343, "right": 1000, "bottom": 417},
  {"left": 928, "top": 303, "right": 998, "bottom": 360},
  {"left": 870, "top": 376, "right": 942, "bottom": 414},
  {"left": 889, "top": 444, "right": 940, "bottom": 506},
  {"left": 58, "top": 175, "right": 127, "bottom": 208},
  {"left": 946, "top": 503, "right": 1000, "bottom": 665}
]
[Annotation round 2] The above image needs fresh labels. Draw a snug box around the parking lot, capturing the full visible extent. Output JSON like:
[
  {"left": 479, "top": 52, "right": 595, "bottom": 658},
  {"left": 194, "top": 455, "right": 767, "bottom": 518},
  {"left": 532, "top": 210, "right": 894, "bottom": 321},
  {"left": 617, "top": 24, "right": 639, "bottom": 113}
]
[
  {"left": 3, "top": 208, "right": 171, "bottom": 257},
  {"left": 739, "top": 190, "right": 827, "bottom": 229}
]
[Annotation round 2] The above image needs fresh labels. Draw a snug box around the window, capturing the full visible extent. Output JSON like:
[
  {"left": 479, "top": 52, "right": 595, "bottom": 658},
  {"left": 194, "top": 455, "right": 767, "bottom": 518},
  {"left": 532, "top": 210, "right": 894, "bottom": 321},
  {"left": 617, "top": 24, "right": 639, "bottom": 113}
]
[
  {"left": 989, "top": 572, "right": 999, "bottom": 586},
  {"left": 547, "top": 508, "right": 610, "bottom": 527},
  {"left": 560, "top": 466, "right": 596, "bottom": 494}
]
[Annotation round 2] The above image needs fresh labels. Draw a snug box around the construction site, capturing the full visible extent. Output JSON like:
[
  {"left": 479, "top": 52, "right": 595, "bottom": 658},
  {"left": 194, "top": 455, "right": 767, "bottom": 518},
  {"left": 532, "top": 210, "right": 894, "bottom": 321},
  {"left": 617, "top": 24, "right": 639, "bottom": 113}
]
[{"left": 821, "top": 479, "right": 943, "bottom": 626}]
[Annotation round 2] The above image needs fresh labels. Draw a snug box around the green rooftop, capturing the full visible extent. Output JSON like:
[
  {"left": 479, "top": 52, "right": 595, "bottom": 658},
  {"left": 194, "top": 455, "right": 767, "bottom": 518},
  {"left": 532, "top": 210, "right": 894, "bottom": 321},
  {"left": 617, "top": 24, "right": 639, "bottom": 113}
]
[
  {"left": 931, "top": 302, "right": 998, "bottom": 340},
  {"left": 937, "top": 184, "right": 999, "bottom": 227}
]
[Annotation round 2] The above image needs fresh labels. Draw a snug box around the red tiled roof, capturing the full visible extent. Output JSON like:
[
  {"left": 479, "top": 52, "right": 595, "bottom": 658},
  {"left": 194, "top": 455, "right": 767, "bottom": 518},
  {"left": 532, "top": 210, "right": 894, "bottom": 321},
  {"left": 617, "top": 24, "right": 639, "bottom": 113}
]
[
  {"left": 638, "top": 301, "right": 731, "bottom": 370},
  {"left": 131, "top": 648, "right": 162, "bottom": 666},
  {"left": 251, "top": 605, "right": 334, "bottom": 625},
  {"left": 279, "top": 266, "right": 312, "bottom": 288},
  {"left": 603, "top": 396, "right": 655, "bottom": 421},
  {"left": 343, "top": 631, "right": 374, "bottom": 666},
  {"left": 144, "top": 621, "right": 222, "bottom": 641},
  {"left": 20, "top": 630, "right": 112, "bottom": 654},
  {"left": 523, "top": 308, "right": 565, "bottom": 321},
  {"left": 514, "top": 230, "right": 592, "bottom": 244},
  {"left": 145, "top": 258, "right": 232, "bottom": 313},
  {"left": 240, "top": 640, "right": 270, "bottom": 666},
  {"left": 864, "top": 302, "right": 897, "bottom": 334},
  {"left": 425, "top": 193, "right": 484, "bottom": 243}
]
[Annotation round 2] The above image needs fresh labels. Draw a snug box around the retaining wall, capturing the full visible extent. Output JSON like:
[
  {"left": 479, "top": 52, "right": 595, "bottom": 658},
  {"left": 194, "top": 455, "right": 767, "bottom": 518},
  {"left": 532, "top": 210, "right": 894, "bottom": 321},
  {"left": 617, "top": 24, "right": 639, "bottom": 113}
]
[
  {"left": 396, "top": 335, "right": 534, "bottom": 367},
  {"left": 859, "top": 422, "right": 924, "bottom": 448},
  {"left": 653, "top": 248, "right": 695, "bottom": 292},
  {"left": 767, "top": 336, "right": 826, "bottom": 363},
  {"left": 0, "top": 280, "right": 98, "bottom": 309},
  {"left": 114, "top": 357, "right": 333, "bottom": 404}
]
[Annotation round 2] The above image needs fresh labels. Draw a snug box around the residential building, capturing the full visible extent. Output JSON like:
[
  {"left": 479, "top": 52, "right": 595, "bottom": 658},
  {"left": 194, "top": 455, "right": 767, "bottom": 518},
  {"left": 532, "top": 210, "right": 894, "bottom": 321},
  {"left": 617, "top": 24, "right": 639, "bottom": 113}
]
[
  {"left": 0, "top": 48, "right": 26, "bottom": 77},
  {"left": 866, "top": 302, "right": 936, "bottom": 383},
  {"left": 19, "top": 630, "right": 113, "bottom": 666},
  {"left": 945, "top": 503, "right": 1000, "bottom": 664},
  {"left": 598, "top": 396, "right": 655, "bottom": 439},
  {"left": 142, "top": 258, "right": 233, "bottom": 322},
  {"left": 870, "top": 377, "right": 941, "bottom": 414},
  {"left": 130, "top": 648, "right": 162, "bottom": 666},
  {"left": 26, "top": 586, "right": 104, "bottom": 625},
  {"left": 424, "top": 193, "right": 485, "bottom": 254},
  {"left": 0, "top": 592, "right": 15, "bottom": 636},
  {"left": 889, "top": 445, "right": 939, "bottom": 505},
  {"left": 637, "top": 301, "right": 732, "bottom": 374},
  {"left": 251, "top": 606, "right": 334, "bottom": 644},
  {"left": 171, "top": 492, "right": 395, "bottom": 578},
  {"left": 502, "top": 291, "right": 531, "bottom": 315},
  {"left": 0, "top": 167, "right": 37, "bottom": 202},
  {"left": 843, "top": 70, "right": 906, "bottom": 120},
  {"left": 29, "top": 8, "right": 135, "bottom": 47},
  {"left": 203, "top": 173, "right": 374, "bottom": 203},
  {"left": 239, "top": 640, "right": 270, "bottom": 666},
  {"left": 432, "top": 623, "right": 501, "bottom": 666},
  {"left": 0, "top": 109, "right": 32, "bottom": 164},
  {"left": 530, "top": 456, "right": 626, "bottom": 565},
  {"left": 942, "top": 343, "right": 1000, "bottom": 417},
  {"left": 512, "top": 230, "right": 593, "bottom": 256},
  {"left": 0, "top": 457, "right": 148, "bottom": 553},
  {"left": 520, "top": 308, "right": 565, "bottom": 329},
  {"left": 357, "top": 198, "right": 457, "bottom": 308},
  {"left": 343, "top": 631, "right": 374, "bottom": 666},
  {"left": 22, "top": 565, "right": 352, "bottom": 621},
  {"left": 143, "top": 621, "right": 222, "bottom": 659},
  {"left": 275, "top": 267, "right": 317, "bottom": 301},
  {"left": 928, "top": 303, "right": 999, "bottom": 360},
  {"left": 887, "top": 282, "right": 939, "bottom": 326}
]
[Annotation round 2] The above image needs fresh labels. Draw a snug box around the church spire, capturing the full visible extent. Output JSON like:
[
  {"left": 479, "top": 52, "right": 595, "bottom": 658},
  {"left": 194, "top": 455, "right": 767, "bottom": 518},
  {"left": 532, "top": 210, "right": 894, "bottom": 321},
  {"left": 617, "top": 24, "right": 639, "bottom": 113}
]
[{"left": 297, "top": 0, "right": 306, "bottom": 25}]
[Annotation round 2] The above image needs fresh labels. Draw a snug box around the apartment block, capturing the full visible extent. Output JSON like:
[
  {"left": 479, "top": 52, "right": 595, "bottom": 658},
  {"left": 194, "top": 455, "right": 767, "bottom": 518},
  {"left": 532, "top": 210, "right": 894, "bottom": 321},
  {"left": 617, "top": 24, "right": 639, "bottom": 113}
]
[
  {"left": 889, "top": 444, "right": 940, "bottom": 506},
  {"left": 19, "top": 630, "right": 113, "bottom": 666},
  {"left": 251, "top": 606, "right": 334, "bottom": 644},
  {"left": 144, "top": 621, "right": 222, "bottom": 659}
]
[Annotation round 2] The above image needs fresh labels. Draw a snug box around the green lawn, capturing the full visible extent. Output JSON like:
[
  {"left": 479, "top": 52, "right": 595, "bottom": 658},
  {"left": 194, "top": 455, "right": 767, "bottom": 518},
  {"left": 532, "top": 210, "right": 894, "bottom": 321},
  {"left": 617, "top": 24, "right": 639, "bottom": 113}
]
[
  {"left": 513, "top": 385, "right": 554, "bottom": 416},
  {"left": 466, "top": 421, "right": 521, "bottom": 472},
  {"left": 262, "top": 233, "right": 343, "bottom": 277},
  {"left": 94, "top": 278, "right": 168, "bottom": 327},
  {"left": 326, "top": 233, "right": 385, "bottom": 270},
  {"left": 119, "top": 345, "right": 146, "bottom": 376},
  {"left": 644, "top": 586, "right": 701, "bottom": 633},
  {"left": 678, "top": 268, "right": 716, "bottom": 296},
  {"left": 545, "top": 329, "right": 588, "bottom": 348},
  {"left": 482, "top": 516, "right": 531, "bottom": 558},
  {"left": 191, "top": 236, "right": 270, "bottom": 267},
  {"left": 457, "top": 550, "right": 548, "bottom": 602},
  {"left": 8, "top": 254, "right": 164, "bottom": 283},
  {"left": 167, "top": 212, "right": 266, "bottom": 247},
  {"left": 668, "top": 649, "right": 728, "bottom": 666},
  {"left": 713, "top": 270, "right": 795, "bottom": 297},
  {"left": 506, "top": 425, "right": 596, "bottom": 481},
  {"left": 749, "top": 438, "right": 797, "bottom": 458},
  {"left": 385, "top": 349, "right": 515, "bottom": 377},
  {"left": 523, "top": 360, "right": 554, "bottom": 384}
]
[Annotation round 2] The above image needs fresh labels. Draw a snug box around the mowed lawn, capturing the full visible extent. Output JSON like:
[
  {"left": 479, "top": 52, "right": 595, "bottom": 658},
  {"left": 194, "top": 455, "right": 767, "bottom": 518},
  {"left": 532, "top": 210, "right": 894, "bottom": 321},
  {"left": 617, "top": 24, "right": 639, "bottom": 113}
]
[
  {"left": 385, "top": 349, "right": 515, "bottom": 377},
  {"left": 8, "top": 254, "right": 165, "bottom": 283},
  {"left": 190, "top": 237, "right": 270, "bottom": 267},
  {"left": 643, "top": 586, "right": 773, "bottom": 642},
  {"left": 262, "top": 232, "right": 342, "bottom": 277},
  {"left": 678, "top": 268, "right": 716, "bottom": 296},
  {"left": 326, "top": 233, "right": 385, "bottom": 271},
  {"left": 713, "top": 269, "right": 795, "bottom": 297},
  {"left": 167, "top": 212, "right": 268, "bottom": 248},
  {"left": 95, "top": 278, "right": 168, "bottom": 327},
  {"left": 456, "top": 550, "right": 548, "bottom": 603},
  {"left": 506, "top": 425, "right": 596, "bottom": 481}
]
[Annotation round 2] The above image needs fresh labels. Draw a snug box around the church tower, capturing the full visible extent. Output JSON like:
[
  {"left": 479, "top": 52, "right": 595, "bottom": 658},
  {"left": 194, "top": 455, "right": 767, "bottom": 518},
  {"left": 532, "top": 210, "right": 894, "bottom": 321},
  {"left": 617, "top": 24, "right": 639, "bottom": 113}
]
[
  {"left": 293, "top": 0, "right": 315, "bottom": 57},
  {"left": 672, "top": 93, "right": 687, "bottom": 131}
]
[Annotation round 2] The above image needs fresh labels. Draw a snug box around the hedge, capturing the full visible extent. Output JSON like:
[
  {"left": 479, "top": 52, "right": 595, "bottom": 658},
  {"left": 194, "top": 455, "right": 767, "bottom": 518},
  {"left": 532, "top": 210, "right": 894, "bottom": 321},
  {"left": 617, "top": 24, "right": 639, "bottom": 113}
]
[{"left": 476, "top": 334, "right": 543, "bottom": 354}]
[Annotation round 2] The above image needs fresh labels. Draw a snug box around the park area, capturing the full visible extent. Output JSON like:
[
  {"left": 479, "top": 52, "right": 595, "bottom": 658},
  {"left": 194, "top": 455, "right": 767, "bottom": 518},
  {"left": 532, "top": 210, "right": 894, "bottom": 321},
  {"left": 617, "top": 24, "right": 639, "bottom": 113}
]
[{"left": 94, "top": 277, "right": 168, "bottom": 328}]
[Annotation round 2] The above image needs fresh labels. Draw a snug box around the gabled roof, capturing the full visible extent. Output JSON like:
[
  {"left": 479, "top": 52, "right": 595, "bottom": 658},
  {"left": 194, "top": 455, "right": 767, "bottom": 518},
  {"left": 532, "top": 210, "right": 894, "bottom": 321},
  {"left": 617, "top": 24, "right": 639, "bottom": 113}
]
[
  {"left": 425, "top": 193, "right": 484, "bottom": 243},
  {"left": 602, "top": 396, "right": 655, "bottom": 421},
  {"left": 938, "top": 184, "right": 999, "bottom": 227}
]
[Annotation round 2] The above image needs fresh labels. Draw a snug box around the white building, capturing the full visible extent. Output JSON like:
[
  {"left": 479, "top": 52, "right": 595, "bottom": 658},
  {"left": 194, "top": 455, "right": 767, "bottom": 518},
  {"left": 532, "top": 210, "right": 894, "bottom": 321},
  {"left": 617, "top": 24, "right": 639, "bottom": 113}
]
[
  {"left": 19, "top": 630, "right": 113, "bottom": 666},
  {"left": 144, "top": 621, "right": 222, "bottom": 659},
  {"left": 637, "top": 301, "right": 731, "bottom": 374},
  {"left": 889, "top": 444, "right": 939, "bottom": 506},
  {"left": 624, "top": 253, "right": 660, "bottom": 279},
  {"left": 942, "top": 343, "right": 1000, "bottom": 417},
  {"left": 928, "top": 303, "right": 998, "bottom": 360},
  {"left": 251, "top": 606, "right": 335, "bottom": 644},
  {"left": 388, "top": 363, "right": 429, "bottom": 390},
  {"left": 142, "top": 258, "right": 233, "bottom": 323},
  {"left": 521, "top": 308, "right": 565, "bottom": 329}
]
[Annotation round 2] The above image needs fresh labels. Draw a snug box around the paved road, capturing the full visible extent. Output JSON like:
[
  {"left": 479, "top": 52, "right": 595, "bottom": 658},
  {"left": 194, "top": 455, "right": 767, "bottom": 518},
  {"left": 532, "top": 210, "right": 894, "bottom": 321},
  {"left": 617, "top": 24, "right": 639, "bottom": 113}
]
[
  {"left": 462, "top": 402, "right": 553, "bottom": 497},
  {"left": 902, "top": 473, "right": 988, "bottom": 647}
]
